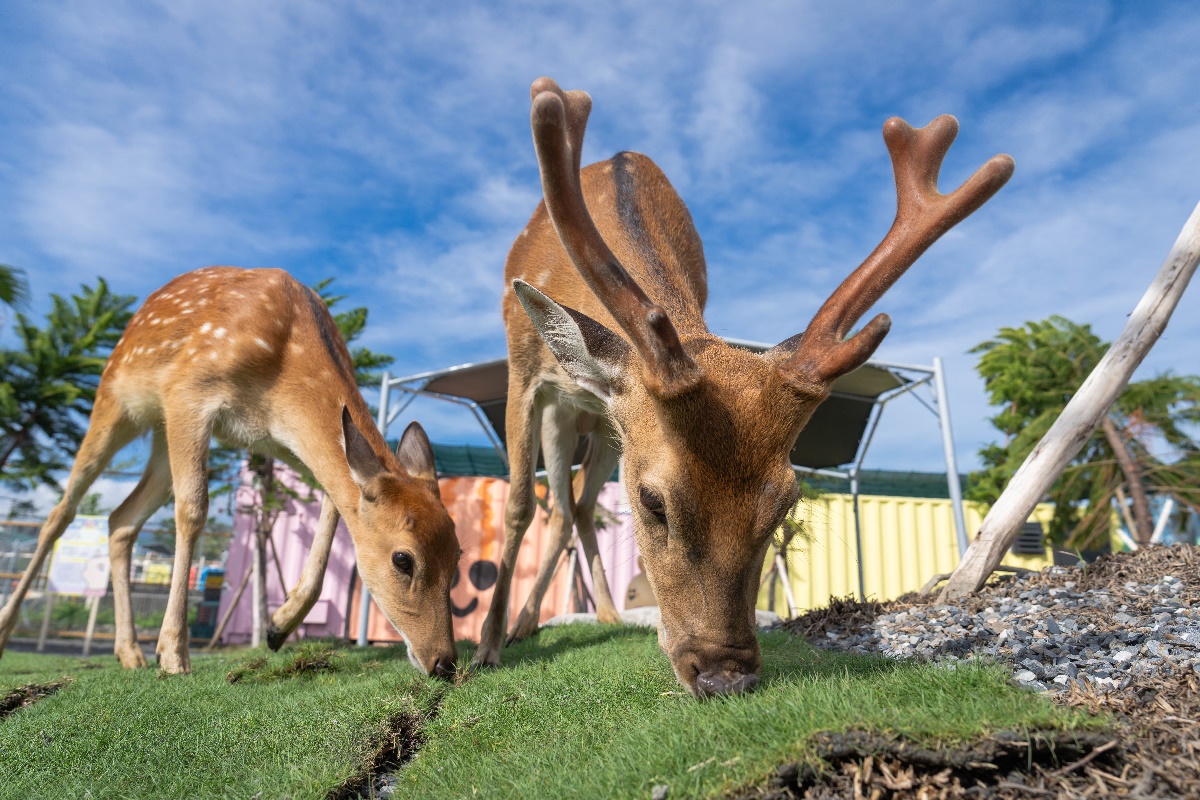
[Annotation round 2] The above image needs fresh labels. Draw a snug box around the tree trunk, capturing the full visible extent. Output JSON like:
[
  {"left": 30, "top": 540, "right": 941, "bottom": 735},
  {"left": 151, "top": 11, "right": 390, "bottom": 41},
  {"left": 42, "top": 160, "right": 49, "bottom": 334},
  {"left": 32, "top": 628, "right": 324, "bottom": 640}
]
[
  {"left": 251, "top": 526, "right": 268, "bottom": 648},
  {"left": 941, "top": 200, "right": 1200, "bottom": 599},
  {"left": 0, "top": 428, "right": 29, "bottom": 473},
  {"left": 1099, "top": 416, "right": 1154, "bottom": 544}
]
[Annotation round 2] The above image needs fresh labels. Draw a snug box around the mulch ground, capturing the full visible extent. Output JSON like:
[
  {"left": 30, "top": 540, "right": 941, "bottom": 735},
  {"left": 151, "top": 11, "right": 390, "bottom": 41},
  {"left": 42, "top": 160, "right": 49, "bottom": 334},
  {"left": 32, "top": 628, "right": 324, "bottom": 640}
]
[{"left": 737, "top": 545, "right": 1200, "bottom": 799}]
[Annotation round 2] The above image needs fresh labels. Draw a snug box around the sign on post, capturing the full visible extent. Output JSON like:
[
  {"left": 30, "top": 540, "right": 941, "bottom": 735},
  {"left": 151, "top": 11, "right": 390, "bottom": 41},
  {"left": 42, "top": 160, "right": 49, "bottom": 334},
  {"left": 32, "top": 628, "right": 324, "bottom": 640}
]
[
  {"left": 47, "top": 515, "right": 110, "bottom": 597},
  {"left": 39, "top": 516, "right": 111, "bottom": 655}
]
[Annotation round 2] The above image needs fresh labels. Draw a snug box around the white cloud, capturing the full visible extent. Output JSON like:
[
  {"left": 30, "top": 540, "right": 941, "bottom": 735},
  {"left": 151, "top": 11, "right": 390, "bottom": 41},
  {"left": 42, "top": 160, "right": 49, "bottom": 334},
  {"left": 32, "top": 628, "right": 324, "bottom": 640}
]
[{"left": 1, "top": 0, "right": 1197, "bottom": 481}]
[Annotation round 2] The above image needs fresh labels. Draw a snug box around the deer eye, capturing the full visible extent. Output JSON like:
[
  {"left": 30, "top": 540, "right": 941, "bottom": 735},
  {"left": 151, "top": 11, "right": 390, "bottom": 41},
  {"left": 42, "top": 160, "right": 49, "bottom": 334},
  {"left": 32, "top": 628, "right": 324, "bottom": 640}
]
[
  {"left": 639, "top": 486, "right": 667, "bottom": 523},
  {"left": 392, "top": 551, "right": 414, "bottom": 575}
]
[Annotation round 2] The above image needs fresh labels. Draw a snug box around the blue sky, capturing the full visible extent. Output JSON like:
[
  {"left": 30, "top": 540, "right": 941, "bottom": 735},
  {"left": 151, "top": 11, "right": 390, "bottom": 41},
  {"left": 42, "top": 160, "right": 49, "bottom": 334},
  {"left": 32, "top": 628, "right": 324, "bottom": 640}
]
[{"left": 2, "top": 2, "right": 1198, "bottom": 512}]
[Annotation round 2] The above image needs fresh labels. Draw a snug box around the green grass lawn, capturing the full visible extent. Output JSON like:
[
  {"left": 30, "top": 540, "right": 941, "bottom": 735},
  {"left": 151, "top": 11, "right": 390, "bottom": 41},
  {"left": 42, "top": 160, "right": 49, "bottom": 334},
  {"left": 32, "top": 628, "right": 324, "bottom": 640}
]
[
  {"left": 0, "top": 643, "right": 441, "bottom": 800},
  {"left": 0, "top": 625, "right": 1104, "bottom": 800}
]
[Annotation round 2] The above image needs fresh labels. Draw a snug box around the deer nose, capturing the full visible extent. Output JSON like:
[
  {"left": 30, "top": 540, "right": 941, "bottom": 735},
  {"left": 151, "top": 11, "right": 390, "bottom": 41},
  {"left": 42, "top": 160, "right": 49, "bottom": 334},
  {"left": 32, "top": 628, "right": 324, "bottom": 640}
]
[
  {"left": 431, "top": 655, "right": 457, "bottom": 681},
  {"left": 695, "top": 669, "right": 759, "bottom": 698}
]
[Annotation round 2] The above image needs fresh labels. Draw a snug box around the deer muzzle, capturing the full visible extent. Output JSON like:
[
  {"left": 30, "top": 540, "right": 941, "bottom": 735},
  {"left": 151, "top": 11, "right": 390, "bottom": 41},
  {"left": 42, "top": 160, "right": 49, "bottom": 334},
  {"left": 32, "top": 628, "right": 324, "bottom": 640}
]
[{"left": 665, "top": 631, "right": 762, "bottom": 698}]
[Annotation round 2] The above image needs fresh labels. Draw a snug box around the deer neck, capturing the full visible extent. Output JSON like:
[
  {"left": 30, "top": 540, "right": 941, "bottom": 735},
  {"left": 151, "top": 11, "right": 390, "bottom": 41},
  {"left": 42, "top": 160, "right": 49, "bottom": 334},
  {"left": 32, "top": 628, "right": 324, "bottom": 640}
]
[{"left": 276, "top": 392, "right": 394, "bottom": 532}]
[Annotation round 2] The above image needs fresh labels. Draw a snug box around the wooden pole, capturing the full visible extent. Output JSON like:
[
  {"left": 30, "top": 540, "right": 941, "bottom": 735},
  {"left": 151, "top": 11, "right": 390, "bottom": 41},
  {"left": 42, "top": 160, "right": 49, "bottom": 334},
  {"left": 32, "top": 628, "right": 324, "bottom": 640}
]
[
  {"left": 204, "top": 563, "right": 252, "bottom": 651},
  {"left": 82, "top": 595, "right": 101, "bottom": 656},
  {"left": 942, "top": 201, "right": 1200, "bottom": 599},
  {"left": 36, "top": 593, "right": 55, "bottom": 652}
]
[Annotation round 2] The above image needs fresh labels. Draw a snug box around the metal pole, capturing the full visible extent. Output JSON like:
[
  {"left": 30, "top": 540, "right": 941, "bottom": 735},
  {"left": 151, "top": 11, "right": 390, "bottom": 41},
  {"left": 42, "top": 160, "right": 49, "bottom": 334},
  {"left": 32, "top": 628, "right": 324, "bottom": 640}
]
[
  {"left": 385, "top": 390, "right": 419, "bottom": 427},
  {"left": 933, "top": 357, "right": 970, "bottom": 561},
  {"left": 358, "top": 371, "right": 391, "bottom": 647},
  {"left": 851, "top": 470, "right": 865, "bottom": 601}
]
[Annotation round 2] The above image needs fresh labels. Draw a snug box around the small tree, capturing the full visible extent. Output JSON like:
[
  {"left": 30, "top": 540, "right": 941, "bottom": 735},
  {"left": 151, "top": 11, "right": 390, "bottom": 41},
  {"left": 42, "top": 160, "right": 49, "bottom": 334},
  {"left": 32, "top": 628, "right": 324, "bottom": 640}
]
[
  {"left": 0, "top": 279, "right": 136, "bottom": 487},
  {"left": 969, "top": 315, "right": 1200, "bottom": 548}
]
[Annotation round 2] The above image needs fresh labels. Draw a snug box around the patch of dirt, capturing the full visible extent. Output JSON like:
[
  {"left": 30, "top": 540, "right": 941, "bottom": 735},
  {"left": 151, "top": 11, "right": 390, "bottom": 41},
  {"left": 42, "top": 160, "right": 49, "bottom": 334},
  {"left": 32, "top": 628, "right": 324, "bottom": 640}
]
[
  {"left": 736, "top": 729, "right": 1117, "bottom": 800},
  {"left": 226, "top": 644, "right": 340, "bottom": 684},
  {"left": 327, "top": 696, "right": 445, "bottom": 800},
  {"left": 783, "top": 594, "right": 899, "bottom": 642},
  {"left": 0, "top": 678, "right": 72, "bottom": 719},
  {"left": 1055, "top": 670, "right": 1200, "bottom": 799}
]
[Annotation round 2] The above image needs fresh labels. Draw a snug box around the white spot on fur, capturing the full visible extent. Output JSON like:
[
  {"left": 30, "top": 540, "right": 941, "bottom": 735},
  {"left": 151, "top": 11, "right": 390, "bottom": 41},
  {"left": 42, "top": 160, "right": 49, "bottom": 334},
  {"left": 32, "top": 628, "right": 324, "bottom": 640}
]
[
  {"left": 254, "top": 337, "right": 271, "bottom": 352},
  {"left": 200, "top": 322, "right": 212, "bottom": 334},
  {"left": 209, "top": 351, "right": 219, "bottom": 360},
  {"left": 289, "top": 343, "right": 304, "bottom": 354},
  {"left": 214, "top": 327, "right": 226, "bottom": 339}
]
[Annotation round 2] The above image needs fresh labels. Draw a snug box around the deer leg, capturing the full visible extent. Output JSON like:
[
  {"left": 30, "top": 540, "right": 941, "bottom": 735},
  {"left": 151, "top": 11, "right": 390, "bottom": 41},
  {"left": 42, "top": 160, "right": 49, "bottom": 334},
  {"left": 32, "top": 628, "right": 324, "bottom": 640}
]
[
  {"left": 107, "top": 427, "right": 172, "bottom": 669},
  {"left": 0, "top": 395, "right": 138, "bottom": 656},
  {"left": 508, "top": 401, "right": 580, "bottom": 644},
  {"left": 266, "top": 494, "right": 339, "bottom": 650},
  {"left": 473, "top": 384, "right": 542, "bottom": 668},
  {"left": 156, "top": 408, "right": 212, "bottom": 675},
  {"left": 573, "top": 434, "right": 623, "bottom": 625}
]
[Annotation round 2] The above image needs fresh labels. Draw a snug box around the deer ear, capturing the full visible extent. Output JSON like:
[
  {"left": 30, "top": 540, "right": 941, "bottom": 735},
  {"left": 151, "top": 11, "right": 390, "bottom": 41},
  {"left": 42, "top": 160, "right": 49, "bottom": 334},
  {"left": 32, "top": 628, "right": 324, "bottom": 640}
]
[
  {"left": 513, "top": 279, "right": 630, "bottom": 404},
  {"left": 396, "top": 421, "right": 440, "bottom": 500},
  {"left": 342, "top": 406, "right": 384, "bottom": 502}
]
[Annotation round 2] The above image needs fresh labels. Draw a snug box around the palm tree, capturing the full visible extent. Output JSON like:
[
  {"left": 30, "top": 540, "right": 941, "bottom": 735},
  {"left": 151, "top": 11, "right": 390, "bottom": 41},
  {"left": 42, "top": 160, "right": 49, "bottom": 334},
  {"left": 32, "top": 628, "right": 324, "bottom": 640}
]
[
  {"left": 0, "top": 265, "right": 28, "bottom": 308},
  {"left": 0, "top": 279, "right": 136, "bottom": 486},
  {"left": 968, "top": 315, "right": 1200, "bottom": 548}
]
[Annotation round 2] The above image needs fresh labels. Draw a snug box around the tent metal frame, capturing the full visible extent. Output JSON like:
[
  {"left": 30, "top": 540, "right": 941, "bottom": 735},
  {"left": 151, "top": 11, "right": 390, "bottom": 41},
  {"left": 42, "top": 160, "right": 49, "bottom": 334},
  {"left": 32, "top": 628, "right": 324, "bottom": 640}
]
[{"left": 355, "top": 351, "right": 968, "bottom": 643}]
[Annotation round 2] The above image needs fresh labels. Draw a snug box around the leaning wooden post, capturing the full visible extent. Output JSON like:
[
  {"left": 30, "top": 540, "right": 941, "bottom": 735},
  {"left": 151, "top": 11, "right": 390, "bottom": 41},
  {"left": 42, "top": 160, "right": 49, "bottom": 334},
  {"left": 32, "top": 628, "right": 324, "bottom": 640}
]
[
  {"left": 941, "top": 201, "right": 1200, "bottom": 599},
  {"left": 204, "top": 564, "right": 252, "bottom": 651}
]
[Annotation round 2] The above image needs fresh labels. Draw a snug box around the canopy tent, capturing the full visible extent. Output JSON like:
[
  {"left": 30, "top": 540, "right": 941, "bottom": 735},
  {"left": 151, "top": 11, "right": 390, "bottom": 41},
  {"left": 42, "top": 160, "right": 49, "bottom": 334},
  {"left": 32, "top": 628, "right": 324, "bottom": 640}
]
[{"left": 360, "top": 341, "right": 968, "bottom": 638}]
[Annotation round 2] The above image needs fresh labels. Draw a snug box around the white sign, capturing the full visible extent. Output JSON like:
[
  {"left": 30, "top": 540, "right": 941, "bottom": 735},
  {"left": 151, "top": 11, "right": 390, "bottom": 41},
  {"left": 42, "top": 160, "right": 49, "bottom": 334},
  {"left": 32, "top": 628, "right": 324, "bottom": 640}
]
[{"left": 46, "top": 516, "right": 110, "bottom": 598}]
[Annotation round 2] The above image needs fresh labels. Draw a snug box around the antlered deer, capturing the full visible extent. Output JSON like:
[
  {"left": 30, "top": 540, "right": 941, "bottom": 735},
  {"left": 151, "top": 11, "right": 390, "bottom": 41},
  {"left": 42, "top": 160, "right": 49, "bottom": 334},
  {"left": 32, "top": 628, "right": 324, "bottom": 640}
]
[
  {"left": 475, "top": 78, "right": 1013, "bottom": 697},
  {"left": 0, "top": 267, "right": 460, "bottom": 677}
]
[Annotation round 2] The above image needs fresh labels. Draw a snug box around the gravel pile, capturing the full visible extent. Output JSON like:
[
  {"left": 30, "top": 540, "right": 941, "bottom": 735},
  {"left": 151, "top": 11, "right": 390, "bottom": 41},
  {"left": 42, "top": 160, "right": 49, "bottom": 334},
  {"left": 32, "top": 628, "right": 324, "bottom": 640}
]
[{"left": 784, "top": 544, "right": 1200, "bottom": 695}]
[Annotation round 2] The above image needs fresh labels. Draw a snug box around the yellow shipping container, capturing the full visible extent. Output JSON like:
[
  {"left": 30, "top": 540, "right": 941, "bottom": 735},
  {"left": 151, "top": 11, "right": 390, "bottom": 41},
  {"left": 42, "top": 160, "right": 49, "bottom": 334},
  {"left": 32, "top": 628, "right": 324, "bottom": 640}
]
[{"left": 759, "top": 492, "right": 1056, "bottom": 613}]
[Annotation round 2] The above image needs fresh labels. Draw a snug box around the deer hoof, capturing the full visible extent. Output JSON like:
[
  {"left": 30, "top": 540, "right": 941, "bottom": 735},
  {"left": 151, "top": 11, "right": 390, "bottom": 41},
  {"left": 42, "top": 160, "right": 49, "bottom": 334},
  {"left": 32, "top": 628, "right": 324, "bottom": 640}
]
[
  {"left": 596, "top": 607, "right": 623, "bottom": 625},
  {"left": 115, "top": 644, "right": 147, "bottom": 669},
  {"left": 470, "top": 648, "right": 500, "bottom": 670},
  {"left": 506, "top": 610, "right": 539, "bottom": 643},
  {"left": 156, "top": 647, "right": 191, "bottom": 675},
  {"left": 266, "top": 624, "right": 288, "bottom": 651}
]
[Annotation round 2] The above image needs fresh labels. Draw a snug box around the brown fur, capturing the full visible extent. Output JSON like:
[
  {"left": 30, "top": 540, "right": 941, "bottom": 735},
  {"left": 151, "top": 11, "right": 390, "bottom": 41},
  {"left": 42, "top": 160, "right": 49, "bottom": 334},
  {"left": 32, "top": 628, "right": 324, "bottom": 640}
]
[
  {"left": 0, "top": 267, "right": 459, "bottom": 677},
  {"left": 479, "top": 78, "right": 1012, "bottom": 697}
]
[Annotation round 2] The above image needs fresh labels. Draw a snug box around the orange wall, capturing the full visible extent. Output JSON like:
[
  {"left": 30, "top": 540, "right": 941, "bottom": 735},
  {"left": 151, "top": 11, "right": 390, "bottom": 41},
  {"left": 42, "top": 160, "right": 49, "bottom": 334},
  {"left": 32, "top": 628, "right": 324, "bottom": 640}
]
[{"left": 349, "top": 476, "right": 576, "bottom": 643}]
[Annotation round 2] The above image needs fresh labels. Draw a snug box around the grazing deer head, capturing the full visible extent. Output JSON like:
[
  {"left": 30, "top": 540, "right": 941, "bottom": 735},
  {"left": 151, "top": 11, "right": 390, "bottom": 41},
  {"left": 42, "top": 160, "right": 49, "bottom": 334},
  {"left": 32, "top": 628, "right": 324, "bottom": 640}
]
[
  {"left": 509, "top": 78, "right": 1012, "bottom": 696},
  {"left": 0, "top": 267, "right": 460, "bottom": 678}
]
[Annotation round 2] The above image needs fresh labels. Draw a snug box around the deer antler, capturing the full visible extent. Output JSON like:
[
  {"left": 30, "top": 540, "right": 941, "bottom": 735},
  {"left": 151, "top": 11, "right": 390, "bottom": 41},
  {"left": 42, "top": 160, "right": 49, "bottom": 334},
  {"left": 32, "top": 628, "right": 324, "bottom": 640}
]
[
  {"left": 529, "top": 77, "right": 702, "bottom": 397},
  {"left": 777, "top": 115, "right": 1015, "bottom": 390}
]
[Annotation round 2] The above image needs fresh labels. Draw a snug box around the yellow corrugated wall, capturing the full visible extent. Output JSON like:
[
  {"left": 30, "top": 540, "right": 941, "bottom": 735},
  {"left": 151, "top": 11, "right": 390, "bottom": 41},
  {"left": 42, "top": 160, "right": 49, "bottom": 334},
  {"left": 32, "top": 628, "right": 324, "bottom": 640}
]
[{"left": 757, "top": 493, "right": 1055, "bottom": 612}]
